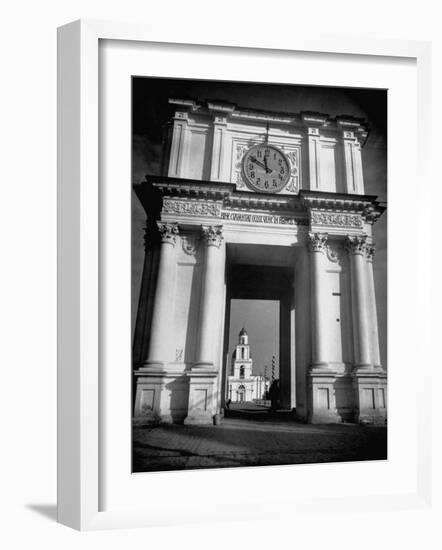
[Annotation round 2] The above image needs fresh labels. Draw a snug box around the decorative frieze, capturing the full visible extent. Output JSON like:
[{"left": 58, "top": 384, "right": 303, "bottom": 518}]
[
  {"left": 345, "top": 235, "right": 367, "bottom": 256},
  {"left": 157, "top": 222, "right": 179, "bottom": 246},
  {"left": 307, "top": 232, "right": 328, "bottom": 253},
  {"left": 163, "top": 198, "right": 221, "bottom": 218},
  {"left": 202, "top": 225, "right": 224, "bottom": 248},
  {"left": 311, "top": 211, "right": 363, "bottom": 228}
]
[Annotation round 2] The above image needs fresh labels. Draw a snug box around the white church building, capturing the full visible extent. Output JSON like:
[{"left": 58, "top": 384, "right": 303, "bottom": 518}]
[{"left": 227, "top": 328, "right": 268, "bottom": 403}]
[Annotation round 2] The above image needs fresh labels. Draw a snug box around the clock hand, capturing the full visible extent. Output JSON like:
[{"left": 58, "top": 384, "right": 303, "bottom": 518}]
[
  {"left": 250, "top": 156, "right": 267, "bottom": 170},
  {"left": 263, "top": 156, "right": 272, "bottom": 174}
]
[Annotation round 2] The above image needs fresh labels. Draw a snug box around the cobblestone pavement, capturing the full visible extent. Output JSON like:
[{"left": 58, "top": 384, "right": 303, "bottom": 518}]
[{"left": 133, "top": 403, "right": 387, "bottom": 473}]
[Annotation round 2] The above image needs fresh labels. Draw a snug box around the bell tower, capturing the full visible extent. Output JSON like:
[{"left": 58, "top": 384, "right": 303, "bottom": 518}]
[{"left": 232, "top": 328, "right": 253, "bottom": 379}]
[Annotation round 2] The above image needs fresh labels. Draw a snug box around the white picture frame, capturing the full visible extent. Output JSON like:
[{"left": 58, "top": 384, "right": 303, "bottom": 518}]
[{"left": 57, "top": 19, "right": 432, "bottom": 531}]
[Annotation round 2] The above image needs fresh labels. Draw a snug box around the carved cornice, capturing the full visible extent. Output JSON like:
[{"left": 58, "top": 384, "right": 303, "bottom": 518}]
[
  {"left": 302, "top": 193, "right": 377, "bottom": 212},
  {"left": 363, "top": 205, "right": 383, "bottom": 224},
  {"left": 202, "top": 225, "right": 224, "bottom": 248},
  {"left": 157, "top": 222, "right": 179, "bottom": 246},
  {"left": 307, "top": 232, "right": 328, "bottom": 253},
  {"left": 345, "top": 235, "right": 367, "bottom": 256}
]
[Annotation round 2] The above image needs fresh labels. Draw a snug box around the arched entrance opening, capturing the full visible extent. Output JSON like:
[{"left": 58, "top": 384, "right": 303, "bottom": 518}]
[{"left": 221, "top": 243, "right": 299, "bottom": 415}]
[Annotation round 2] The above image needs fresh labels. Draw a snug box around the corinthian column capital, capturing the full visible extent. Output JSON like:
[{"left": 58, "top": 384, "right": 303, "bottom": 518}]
[
  {"left": 307, "top": 232, "right": 328, "bottom": 253},
  {"left": 157, "top": 222, "right": 179, "bottom": 246},
  {"left": 345, "top": 235, "right": 367, "bottom": 256},
  {"left": 202, "top": 225, "right": 224, "bottom": 248},
  {"left": 366, "top": 243, "right": 376, "bottom": 262}
]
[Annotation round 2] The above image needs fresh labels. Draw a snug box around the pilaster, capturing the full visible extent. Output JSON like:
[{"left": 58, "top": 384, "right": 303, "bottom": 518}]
[
  {"left": 341, "top": 130, "right": 364, "bottom": 195},
  {"left": 307, "top": 127, "right": 321, "bottom": 190},
  {"left": 210, "top": 114, "right": 228, "bottom": 182},
  {"left": 168, "top": 111, "right": 190, "bottom": 178}
]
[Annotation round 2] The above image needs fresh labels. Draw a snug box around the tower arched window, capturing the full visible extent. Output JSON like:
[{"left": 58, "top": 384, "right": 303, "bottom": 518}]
[{"left": 240, "top": 365, "right": 245, "bottom": 379}]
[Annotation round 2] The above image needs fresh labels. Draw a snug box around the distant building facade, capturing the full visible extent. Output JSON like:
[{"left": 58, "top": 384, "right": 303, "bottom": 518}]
[{"left": 227, "top": 328, "right": 268, "bottom": 403}]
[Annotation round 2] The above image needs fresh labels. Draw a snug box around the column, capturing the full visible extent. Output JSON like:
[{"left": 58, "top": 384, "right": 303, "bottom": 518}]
[
  {"left": 185, "top": 225, "right": 225, "bottom": 425},
  {"left": 194, "top": 225, "right": 226, "bottom": 369},
  {"left": 346, "top": 235, "right": 372, "bottom": 370},
  {"left": 306, "top": 232, "right": 339, "bottom": 423},
  {"left": 307, "top": 232, "right": 329, "bottom": 370},
  {"left": 347, "top": 236, "right": 387, "bottom": 424},
  {"left": 143, "top": 222, "right": 179, "bottom": 369},
  {"left": 366, "top": 243, "right": 382, "bottom": 369}
]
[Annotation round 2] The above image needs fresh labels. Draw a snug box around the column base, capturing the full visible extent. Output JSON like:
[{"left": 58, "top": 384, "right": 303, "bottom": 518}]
[
  {"left": 309, "top": 361, "right": 332, "bottom": 374},
  {"left": 133, "top": 367, "right": 189, "bottom": 424},
  {"left": 184, "top": 367, "right": 218, "bottom": 426},
  {"left": 353, "top": 368, "right": 387, "bottom": 425},
  {"left": 307, "top": 370, "right": 341, "bottom": 424}
]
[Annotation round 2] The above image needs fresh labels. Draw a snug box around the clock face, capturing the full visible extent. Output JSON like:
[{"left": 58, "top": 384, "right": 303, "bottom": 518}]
[{"left": 242, "top": 144, "right": 291, "bottom": 193}]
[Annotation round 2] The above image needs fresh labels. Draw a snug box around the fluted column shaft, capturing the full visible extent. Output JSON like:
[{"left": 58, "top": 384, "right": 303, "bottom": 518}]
[
  {"left": 145, "top": 222, "right": 179, "bottom": 368},
  {"left": 308, "top": 233, "right": 329, "bottom": 369},
  {"left": 346, "top": 236, "right": 372, "bottom": 369},
  {"left": 195, "top": 225, "right": 225, "bottom": 369},
  {"left": 366, "top": 244, "right": 382, "bottom": 368}
]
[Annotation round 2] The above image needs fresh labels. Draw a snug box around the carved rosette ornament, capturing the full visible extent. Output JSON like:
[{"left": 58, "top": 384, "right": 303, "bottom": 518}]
[
  {"left": 157, "top": 221, "right": 179, "bottom": 246},
  {"left": 366, "top": 243, "right": 376, "bottom": 262},
  {"left": 307, "top": 232, "right": 328, "bottom": 253},
  {"left": 326, "top": 243, "right": 342, "bottom": 263},
  {"left": 345, "top": 235, "right": 367, "bottom": 256},
  {"left": 202, "top": 225, "right": 224, "bottom": 248}
]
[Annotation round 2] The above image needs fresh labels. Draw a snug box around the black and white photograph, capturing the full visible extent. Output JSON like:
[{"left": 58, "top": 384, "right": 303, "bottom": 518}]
[
  {"left": 3, "top": 0, "right": 439, "bottom": 543},
  {"left": 131, "top": 77, "right": 387, "bottom": 472}
]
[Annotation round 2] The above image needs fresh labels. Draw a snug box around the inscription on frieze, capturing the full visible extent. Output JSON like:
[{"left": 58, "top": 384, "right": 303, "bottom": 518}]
[{"left": 221, "top": 212, "right": 309, "bottom": 226}]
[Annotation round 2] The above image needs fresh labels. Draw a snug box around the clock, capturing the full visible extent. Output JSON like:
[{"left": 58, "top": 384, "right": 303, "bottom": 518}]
[{"left": 242, "top": 144, "right": 291, "bottom": 193}]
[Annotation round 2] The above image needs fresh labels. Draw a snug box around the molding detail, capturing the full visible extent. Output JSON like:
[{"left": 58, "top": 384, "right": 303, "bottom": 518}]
[
  {"left": 345, "top": 235, "right": 367, "bottom": 255},
  {"left": 157, "top": 222, "right": 179, "bottom": 246},
  {"left": 163, "top": 198, "right": 221, "bottom": 218},
  {"left": 202, "top": 225, "right": 224, "bottom": 248},
  {"left": 311, "top": 211, "right": 363, "bottom": 228},
  {"left": 307, "top": 232, "right": 328, "bottom": 253}
]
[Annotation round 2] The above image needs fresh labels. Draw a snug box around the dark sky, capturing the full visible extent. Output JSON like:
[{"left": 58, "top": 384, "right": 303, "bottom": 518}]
[{"left": 132, "top": 77, "right": 387, "bottom": 371}]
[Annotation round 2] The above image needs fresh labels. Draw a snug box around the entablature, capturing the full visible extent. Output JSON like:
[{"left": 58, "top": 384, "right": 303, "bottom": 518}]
[{"left": 135, "top": 176, "right": 385, "bottom": 236}]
